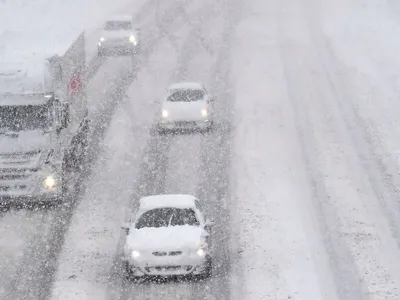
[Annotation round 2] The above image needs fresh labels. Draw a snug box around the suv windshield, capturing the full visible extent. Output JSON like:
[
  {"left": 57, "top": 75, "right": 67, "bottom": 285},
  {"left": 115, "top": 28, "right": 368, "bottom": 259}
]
[
  {"left": 0, "top": 105, "right": 52, "bottom": 132},
  {"left": 104, "top": 21, "right": 132, "bottom": 30},
  {"left": 135, "top": 207, "right": 199, "bottom": 229},
  {"left": 167, "top": 89, "right": 205, "bottom": 102}
]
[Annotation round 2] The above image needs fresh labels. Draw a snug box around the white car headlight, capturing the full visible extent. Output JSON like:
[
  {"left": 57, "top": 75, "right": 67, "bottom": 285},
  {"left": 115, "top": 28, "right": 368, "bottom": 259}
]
[
  {"left": 196, "top": 248, "right": 206, "bottom": 257},
  {"left": 131, "top": 250, "right": 140, "bottom": 258},
  {"left": 129, "top": 35, "right": 137, "bottom": 45},
  {"left": 162, "top": 109, "right": 169, "bottom": 118},
  {"left": 44, "top": 175, "right": 56, "bottom": 188},
  {"left": 201, "top": 108, "right": 208, "bottom": 117},
  {"left": 99, "top": 37, "right": 105, "bottom": 42}
]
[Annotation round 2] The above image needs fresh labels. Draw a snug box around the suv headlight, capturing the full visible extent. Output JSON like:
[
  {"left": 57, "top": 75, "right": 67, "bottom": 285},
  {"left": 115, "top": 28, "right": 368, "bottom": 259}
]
[
  {"left": 99, "top": 37, "right": 105, "bottom": 42},
  {"left": 201, "top": 109, "right": 208, "bottom": 117},
  {"left": 131, "top": 250, "right": 140, "bottom": 258},
  {"left": 129, "top": 35, "right": 137, "bottom": 45},
  {"left": 162, "top": 109, "right": 169, "bottom": 118}
]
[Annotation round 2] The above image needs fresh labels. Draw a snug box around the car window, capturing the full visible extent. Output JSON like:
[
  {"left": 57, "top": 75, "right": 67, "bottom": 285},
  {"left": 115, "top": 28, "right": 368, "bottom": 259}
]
[
  {"left": 135, "top": 207, "right": 199, "bottom": 229},
  {"left": 104, "top": 21, "right": 132, "bottom": 30},
  {"left": 167, "top": 89, "right": 205, "bottom": 102}
]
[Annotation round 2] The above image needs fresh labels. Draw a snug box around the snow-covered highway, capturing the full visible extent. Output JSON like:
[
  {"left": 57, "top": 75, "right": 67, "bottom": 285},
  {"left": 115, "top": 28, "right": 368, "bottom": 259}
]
[{"left": 2, "top": 0, "right": 400, "bottom": 299}]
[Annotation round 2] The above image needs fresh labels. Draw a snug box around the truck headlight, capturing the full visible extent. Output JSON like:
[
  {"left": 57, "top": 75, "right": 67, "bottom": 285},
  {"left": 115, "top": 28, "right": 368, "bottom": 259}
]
[
  {"left": 131, "top": 250, "right": 140, "bottom": 258},
  {"left": 162, "top": 109, "right": 169, "bottom": 118},
  {"left": 196, "top": 248, "right": 206, "bottom": 257},
  {"left": 129, "top": 35, "right": 137, "bottom": 45},
  {"left": 44, "top": 175, "right": 56, "bottom": 188},
  {"left": 201, "top": 109, "right": 208, "bottom": 117}
]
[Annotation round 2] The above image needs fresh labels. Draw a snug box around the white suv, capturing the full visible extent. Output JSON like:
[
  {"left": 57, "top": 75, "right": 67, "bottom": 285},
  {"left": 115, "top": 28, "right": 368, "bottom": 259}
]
[{"left": 97, "top": 15, "right": 141, "bottom": 56}]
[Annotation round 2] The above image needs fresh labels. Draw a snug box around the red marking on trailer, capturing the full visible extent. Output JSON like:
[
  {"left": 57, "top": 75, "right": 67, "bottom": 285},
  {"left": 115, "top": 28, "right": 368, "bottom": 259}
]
[{"left": 69, "top": 74, "right": 81, "bottom": 96}]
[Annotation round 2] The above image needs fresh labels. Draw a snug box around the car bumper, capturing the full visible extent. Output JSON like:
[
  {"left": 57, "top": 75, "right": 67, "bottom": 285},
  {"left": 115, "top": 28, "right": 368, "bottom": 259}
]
[
  {"left": 123, "top": 254, "right": 210, "bottom": 277},
  {"left": 158, "top": 119, "right": 212, "bottom": 131},
  {"left": 98, "top": 42, "right": 140, "bottom": 55}
]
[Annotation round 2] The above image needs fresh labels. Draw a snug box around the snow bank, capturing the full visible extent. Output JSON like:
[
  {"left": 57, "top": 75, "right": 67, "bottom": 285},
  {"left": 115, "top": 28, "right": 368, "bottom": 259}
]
[{"left": 0, "top": 0, "right": 148, "bottom": 65}]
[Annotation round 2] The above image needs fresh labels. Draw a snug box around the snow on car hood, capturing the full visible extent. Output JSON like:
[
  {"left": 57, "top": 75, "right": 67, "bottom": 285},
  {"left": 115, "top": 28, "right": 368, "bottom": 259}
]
[
  {"left": 126, "top": 225, "right": 204, "bottom": 251},
  {"left": 0, "top": 130, "right": 51, "bottom": 154}
]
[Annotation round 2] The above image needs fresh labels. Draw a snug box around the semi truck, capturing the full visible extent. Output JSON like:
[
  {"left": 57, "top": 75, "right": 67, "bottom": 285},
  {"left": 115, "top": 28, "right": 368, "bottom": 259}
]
[{"left": 0, "top": 33, "right": 89, "bottom": 203}]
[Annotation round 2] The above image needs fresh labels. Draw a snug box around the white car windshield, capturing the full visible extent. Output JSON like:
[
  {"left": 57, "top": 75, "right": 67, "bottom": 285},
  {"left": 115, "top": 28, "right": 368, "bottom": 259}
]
[
  {"left": 167, "top": 89, "right": 205, "bottom": 102},
  {"left": 104, "top": 21, "right": 132, "bottom": 30},
  {"left": 135, "top": 207, "right": 200, "bottom": 229}
]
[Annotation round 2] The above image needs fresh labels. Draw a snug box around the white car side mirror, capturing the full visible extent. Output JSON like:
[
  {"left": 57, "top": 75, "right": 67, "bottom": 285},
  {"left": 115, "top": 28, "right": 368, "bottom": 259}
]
[{"left": 121, "top": 222, "right": 130, "bottom": 235}]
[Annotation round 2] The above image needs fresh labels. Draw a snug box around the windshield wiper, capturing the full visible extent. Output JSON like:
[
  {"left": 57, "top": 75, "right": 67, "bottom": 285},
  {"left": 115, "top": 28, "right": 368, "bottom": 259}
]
[{"left": 168, "top": 214, "right": 174, "bottom": 227}]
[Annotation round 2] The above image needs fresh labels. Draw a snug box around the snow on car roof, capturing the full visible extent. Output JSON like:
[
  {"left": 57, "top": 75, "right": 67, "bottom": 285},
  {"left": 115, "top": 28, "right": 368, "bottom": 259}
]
[
  {"left": 168, "top": 82, "right": 204, "bottom": 91},
  {"left": 139, "top": 194, "right": 197, "bottom": 211}
]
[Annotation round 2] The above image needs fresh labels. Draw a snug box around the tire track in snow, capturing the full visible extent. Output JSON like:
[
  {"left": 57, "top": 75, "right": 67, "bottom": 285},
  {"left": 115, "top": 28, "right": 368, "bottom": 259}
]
[
  {"left": 277, "top": 2, "right": 371, "bottom": 300},
  {"left": 4, "top": 1, "right": 199, "bottom": 299},
  {"left": 112, "top": 2, "right": 226, "bottom": 299},
  {"left": 303, "top": 1, "right": 400, "bottom": 297},
  {"left": 193, "top": 0, "right": 242, "bottom": 299}
]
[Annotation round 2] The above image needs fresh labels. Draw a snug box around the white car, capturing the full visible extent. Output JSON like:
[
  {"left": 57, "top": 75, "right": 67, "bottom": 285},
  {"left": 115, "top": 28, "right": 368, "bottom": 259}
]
[
  {"left": 157, "top": 82, "right": 215, "bottom": 133},
  {"left": 121, "top": 194, "right": 214, "bottom": 280},
  {"left": 97, "top": 15, "right": 140, "bottom": 56}
]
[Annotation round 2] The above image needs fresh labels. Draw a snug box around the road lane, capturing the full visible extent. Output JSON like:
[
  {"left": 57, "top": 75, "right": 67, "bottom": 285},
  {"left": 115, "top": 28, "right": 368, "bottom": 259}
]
[{"left": 118, "top": 1, "right": 240, "bottom": 299}]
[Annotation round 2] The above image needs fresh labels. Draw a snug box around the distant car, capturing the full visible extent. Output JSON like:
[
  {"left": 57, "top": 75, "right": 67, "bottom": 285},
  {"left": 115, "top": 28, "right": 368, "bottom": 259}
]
[
  {"left": 121, "top": 194, "right": 214, "bottom": 281},
  {"left": 157, "top": 82, "right": 215, "bottom": 133},
  {"left": 97, "top": 15, "right": 141, "bottom": 56}
]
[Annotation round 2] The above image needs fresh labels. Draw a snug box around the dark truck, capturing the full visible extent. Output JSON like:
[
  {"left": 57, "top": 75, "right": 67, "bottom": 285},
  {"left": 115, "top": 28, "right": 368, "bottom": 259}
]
[{"left": 0, "top": 33, "right": 89, "bottom": 203}]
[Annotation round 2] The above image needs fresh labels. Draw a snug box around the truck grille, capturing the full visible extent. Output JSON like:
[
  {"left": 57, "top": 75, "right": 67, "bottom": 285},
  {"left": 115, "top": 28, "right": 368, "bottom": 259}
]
[
  {"left": 0, "top": 151, "right": 40, "bottom": 190},
  {"left": 0, "top": 174, "right": 29, "bottom": 180}
]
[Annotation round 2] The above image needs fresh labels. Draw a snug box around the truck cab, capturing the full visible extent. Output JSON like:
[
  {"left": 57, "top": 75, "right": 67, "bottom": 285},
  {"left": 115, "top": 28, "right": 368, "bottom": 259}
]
[
  {"left": 0, "top": 92, "right": 69, "bottom": 200},
  {"left": 0, "top": 33, "right": 89, "bottom": 203}
]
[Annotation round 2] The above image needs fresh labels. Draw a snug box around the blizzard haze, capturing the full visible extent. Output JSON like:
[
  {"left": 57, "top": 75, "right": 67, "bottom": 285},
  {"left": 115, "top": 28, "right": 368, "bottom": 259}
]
[{"left": 1, "top": 0, "right": 400, "bottom": 300}]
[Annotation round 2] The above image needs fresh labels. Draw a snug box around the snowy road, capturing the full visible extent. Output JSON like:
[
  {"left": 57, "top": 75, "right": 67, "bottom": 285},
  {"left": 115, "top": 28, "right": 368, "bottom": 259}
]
[
  {"left": 3, "top": 0, "right": 400, "bottom": 299},
  {"left": 51, "top": 0, "right": 238, "bottom": 299}
]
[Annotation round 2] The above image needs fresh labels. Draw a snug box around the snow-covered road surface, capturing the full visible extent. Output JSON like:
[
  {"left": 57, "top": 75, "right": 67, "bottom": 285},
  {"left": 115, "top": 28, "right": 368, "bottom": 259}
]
[
  {"left": 230, "top": 0, "right": 400, "bottom": 299},
  {"left": 51, "top": 0, "right": 237, "bottom": 299},
  {"left": 3, "top": 0, "right": 400, "bottom": 299}
]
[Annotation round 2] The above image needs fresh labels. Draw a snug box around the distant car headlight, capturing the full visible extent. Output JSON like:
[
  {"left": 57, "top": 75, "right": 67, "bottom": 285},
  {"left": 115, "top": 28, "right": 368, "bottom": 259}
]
[
  {"left": 196, "top": 248, "right": 206, "bottom": 257},
  {"left": 201, "top": 109, "right": 208, "bottom": 117},
  {"left": 99, "top": 37, "right": 106, "bottom": 42},
  {"left": 129, "top": 35, "right": 137, "bottom": 45},
  {"left": 162, "top": 109, "right": 169, "bottom": 118},
  {"left": 131, "top": 250, "right": 140, "bottom": 258},
  {"left": 44, "top": 175, "right": 56, "bottom": 188}
]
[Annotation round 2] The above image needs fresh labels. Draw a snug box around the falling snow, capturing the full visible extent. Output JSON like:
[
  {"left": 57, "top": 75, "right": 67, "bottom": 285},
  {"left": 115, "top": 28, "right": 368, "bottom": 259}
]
[{"left": 1, "top": 0, "right": 400, "bottom": 300}]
